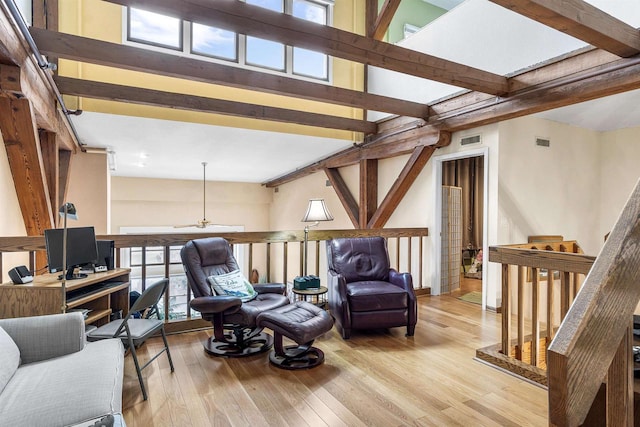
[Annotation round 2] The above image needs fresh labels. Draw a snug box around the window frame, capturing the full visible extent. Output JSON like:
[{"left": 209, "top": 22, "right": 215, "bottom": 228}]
[
  {"left": 123, "top": 1, "right": 333, "bottom": 83},
  {"left": 127, "top": 7, "right": 184, "bottom": 51}
]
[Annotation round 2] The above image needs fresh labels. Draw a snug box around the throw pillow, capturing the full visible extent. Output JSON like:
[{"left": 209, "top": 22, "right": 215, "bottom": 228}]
[
  {"left": 207, "top": 270, "right": 257, "bottom": 303},
  {"left": 0, "top": 326, "right": 20, "bottom": 394}
]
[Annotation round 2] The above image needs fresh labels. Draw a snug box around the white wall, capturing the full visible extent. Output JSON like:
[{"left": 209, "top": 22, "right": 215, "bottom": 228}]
[
  {"left": 498, "top": 116, "right": 602, "bottom": 255},
  {"left": 598, "top": 128, "right": 640, "bottom": 244},
  {"left": 367, "top": 0, "right": 590, "bottom": 120}
]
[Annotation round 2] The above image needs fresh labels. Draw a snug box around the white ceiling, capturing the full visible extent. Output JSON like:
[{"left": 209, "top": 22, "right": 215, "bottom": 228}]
[
  {"left": 72, "top": 112, "right": 352, "bottom": 182},
  {"left": 68, "top": 0, "right": 640, "bottom": 183}
]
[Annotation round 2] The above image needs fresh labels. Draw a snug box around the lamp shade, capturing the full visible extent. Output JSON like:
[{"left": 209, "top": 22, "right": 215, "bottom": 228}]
[
  {"left": 58, "top": 202, "right": 78, "bottom": 220},
  {"left": 301, "top": 199, "right": 334, "bottom": 223}
]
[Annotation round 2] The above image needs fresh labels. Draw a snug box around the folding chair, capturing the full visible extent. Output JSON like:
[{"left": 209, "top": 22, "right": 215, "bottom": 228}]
[{"left": 87, "top": 278, "right": 174, "bottom": 400}]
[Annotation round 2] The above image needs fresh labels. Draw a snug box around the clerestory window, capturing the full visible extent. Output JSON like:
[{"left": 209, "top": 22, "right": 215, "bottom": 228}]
[{"left": 125, "top": 0, "right": 332, "bottom": 81}]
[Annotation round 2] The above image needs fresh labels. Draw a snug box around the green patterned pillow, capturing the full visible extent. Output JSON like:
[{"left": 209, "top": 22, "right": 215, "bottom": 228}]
[{"left": 207, "top": 270, "right": 257, "bottom": 303}]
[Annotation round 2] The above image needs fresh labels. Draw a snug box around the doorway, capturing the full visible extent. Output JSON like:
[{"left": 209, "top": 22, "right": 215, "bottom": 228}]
[{"left": 433, "top": 148, "right": 488, "bottom": 309}]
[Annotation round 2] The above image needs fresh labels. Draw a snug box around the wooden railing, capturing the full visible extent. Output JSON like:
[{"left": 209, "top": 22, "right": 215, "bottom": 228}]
[
  {"left": 479, "top": 241, "right": 596, "bottom": 385},
  {"left": 0, "top": 228, "right": 428, "bottom": 333},
  {"left": 547, "top": 181, "right": 640, "bottom": 426}
]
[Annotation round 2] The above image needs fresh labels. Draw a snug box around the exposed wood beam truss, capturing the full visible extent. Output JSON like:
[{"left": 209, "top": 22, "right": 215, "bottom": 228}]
[
  {"left": 54, "top": 76, "right": 377, "bottom": 134},
  {"left": 266, "top": 47, "right": 640, "bottom": 186},
  {"left": 0, "top": 97, "right": 54, "bottom": 236},
  {"left": 371, "top": 0, "right": 402, "bottom": 40},
  {"left": 359, "top": 159, "right": 378, "bottom": 228},
  {"left": 324, "top": 168, "right": 359, "bottom": 229},
  {"left": 489, "top": 0, "right": 640, "bottom": 57},
  {"left": 31, "top": 28, "right": 428, "bottom": 120},
  {"left": 102, "top": 0, "right": 508, "bottom": 95}
]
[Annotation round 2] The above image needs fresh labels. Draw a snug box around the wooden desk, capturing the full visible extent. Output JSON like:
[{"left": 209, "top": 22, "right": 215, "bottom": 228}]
[{"left": 0, "top": 268, "right": 130, "bottom": 326}]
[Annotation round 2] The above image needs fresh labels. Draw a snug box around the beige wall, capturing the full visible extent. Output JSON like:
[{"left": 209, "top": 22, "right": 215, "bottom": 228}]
[
  {"left": 598, "top": 127, "right": 640, "bottom": 245},
  {"left": 498, "top": 117, "right": 602, "bottom": 255},
  {"left": 111, "top": 176, "right": 273, "bottom": 276},
  {"left": 66, "top": 151, "right": 110, "bottom": 234}
]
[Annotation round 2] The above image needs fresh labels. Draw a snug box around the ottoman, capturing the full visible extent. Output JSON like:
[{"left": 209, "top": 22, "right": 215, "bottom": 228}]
[{"left": 256, "top": 301, "right": 334, "bottom": 369}]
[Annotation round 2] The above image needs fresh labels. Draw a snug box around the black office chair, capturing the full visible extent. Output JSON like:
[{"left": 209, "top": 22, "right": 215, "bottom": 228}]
[{"left": 87, "top": 278, "right": 174, "bottom": 401}]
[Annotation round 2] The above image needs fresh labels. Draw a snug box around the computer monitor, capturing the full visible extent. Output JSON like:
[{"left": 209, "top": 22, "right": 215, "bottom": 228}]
[{"left": 44, "top": 226, "right": 99, "bottom": 280}]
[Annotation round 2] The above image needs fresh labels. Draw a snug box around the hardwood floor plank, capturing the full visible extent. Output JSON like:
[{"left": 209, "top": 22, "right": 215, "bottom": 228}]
[{"left": 121, "top": 295, "right": 548, "bottom": 426}]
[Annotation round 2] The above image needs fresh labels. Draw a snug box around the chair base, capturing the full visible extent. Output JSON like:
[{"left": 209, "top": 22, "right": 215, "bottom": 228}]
[
  {"left": 203, "top": 332, "right": 273, "bottom": 357},
  {"left": 269, "top": 344, "right": 325, "bottom": 370}
]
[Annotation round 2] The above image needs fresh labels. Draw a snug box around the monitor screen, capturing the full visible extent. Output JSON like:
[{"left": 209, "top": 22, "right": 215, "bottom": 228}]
[{"left": 44, "top": 226, "right": 99, "bottom": 280}]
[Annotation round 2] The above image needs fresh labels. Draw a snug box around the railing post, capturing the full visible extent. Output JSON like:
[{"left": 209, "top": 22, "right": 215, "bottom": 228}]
[
  {"left": 517, "top": 265, "right": 524, "bottom": 360},
  {"left": 606, "top": 324, "right": 634, "bottom": 426},
  {"left": 531, "top": 267, "right": 539, "bottom": 367},
  {"left": 501, "top": 263, "right": 511, "bottom": 356}
]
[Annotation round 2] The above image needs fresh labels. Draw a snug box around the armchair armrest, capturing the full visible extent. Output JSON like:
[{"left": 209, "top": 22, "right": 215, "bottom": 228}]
[
  {"left": 190, "top": 295, "right": 242, "bottom": 315},
  {"left": 0, "top": 312, "right": 85, "bottom": 364},
  {"left": 389, "top": 269, "right": 414, "bottom": 293},
  {"left": 253, "top": 283, "right": 286, "bottom": 295}
]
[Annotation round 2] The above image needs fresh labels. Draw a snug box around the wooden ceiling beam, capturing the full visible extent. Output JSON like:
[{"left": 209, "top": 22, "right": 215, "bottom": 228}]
[
  {"left": 0, "top": 97, "right": 54, "bottom": 236},
  {"left": 368, "top": 145, "right": 437, "bottom": 229},
  {"left": 31, "top": 28, "right": 428, "bottom": 119},
  {"left": 54, "top": 76, "right": 377, "bottom": 134},
  {"left": 102, "top": 0, "right": 508, "bottom": 95},
  {"left": 371, "top": 0, "right": 402, "bottom": 40},
  {"left": 0, "top": 6, "right": 75, "bottom": 150},
  {"left": 39, "top": 130, "right": 59, "bottom": 220},
  {"left": 359, "top": 159, "right": 378, "bottom": 228},
  {"left": 324, "top": 168, "right": 359, "bottom": 229},
  {"left": 265, "top": 45, "right": 640, "bottom": 186},
  {"left": 490, "top": 0, "right": 640, "bottom": 58},
  {"left": 265, "top": 128, "right": 446, "bottom": 187}
]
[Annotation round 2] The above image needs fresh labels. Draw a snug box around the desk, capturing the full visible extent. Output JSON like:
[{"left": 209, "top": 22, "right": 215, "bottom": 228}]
[
  {"left": 291, "top": 286, "right": 328, "bottom": 309},
  {"left": 0, "top": 268, "right": 130, "bottom": 326}
]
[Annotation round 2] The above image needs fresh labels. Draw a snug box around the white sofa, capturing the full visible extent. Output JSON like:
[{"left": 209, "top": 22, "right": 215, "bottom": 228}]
[{"left": 0, "top": 312, "right": 125, "bottom": 427}]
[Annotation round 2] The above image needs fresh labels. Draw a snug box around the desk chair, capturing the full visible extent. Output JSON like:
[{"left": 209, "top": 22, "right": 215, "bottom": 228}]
[{"left": 87, "top": 278, "right": 174, "bottom": 401}]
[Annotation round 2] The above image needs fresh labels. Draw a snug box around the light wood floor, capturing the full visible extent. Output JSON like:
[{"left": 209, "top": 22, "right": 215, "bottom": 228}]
[{"left": 122, "top": 285, "right": 547, "bottom": 426}]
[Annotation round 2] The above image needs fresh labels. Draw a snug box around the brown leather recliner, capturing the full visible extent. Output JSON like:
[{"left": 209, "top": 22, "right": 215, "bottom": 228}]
[
  {"left": 180, "top": 237, "right": 289, "bottom": 357},
  {"left": 326, "top": 236, "right": 417, "bottom": 339}
]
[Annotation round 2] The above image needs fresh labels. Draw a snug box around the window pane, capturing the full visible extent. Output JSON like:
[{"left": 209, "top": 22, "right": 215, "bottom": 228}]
[
  {"left": 246, "top": 0, "right": 284, "bottom": 12},
  {"left": 293, "top": 47, "right": 328, "bottom": 79},
  {"left": 128, "top": 8, "right": 181, "bottom": 49},
  {"left": 192, "top": 23, "right": 237, "bottom": 60},
  {"left": 293, "top": 0, "right": 327, "bottom": 24},
  {"left": 246, "top": 36, "right": 285, "bottom": 70}
]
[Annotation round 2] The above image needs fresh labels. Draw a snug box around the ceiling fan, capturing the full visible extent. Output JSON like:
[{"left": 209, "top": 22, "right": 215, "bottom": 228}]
[{"left": 174, "top": 162, "right": 221, "bottom": 229}]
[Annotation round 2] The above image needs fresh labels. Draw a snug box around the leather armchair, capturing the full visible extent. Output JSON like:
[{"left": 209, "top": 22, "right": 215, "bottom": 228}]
[
  {"left": 326, "top": 236, "right": 417, "bottom": 339},
  {"left": 181, "top": 237, "right": 289, "bottom": 357}
]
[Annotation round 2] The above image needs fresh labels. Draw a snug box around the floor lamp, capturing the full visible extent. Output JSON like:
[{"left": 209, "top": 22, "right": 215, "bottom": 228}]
[
  {"left": 301, "top": 199, "right": 333, "bottom": 276},
  {"left": 59, "top": 202, "right": 78, "bottom": 313}
]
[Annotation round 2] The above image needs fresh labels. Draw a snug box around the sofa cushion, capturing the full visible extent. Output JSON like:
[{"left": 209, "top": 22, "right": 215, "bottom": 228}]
[
  {"left": 0, "top": 326, "right": 20, "bottom": 394},
  {"left": 346, "top": 281, "right": 408, "bottom": 312},
  {"left": 0, "top": 338, "right": 124, "bottom": 427}
]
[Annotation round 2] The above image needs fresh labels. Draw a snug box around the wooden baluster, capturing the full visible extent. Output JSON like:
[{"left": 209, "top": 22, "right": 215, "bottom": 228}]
[
  {"left": 407, "top": 237, "right": 412, "bottom": 274},
  {"left": 396, "top": 237, "right": 400, "bottom": 271},
  {"left": 266, "top": 242, "right": 271, "bottom": 282},
  {"left": 299, "top": 241, "right": 304, "bottom": 276},
  {"left": 501, "top": 263, "right": 511, "bottom": 357},
  {"left": 315, "top": 240, "right": 320, "bottom": 276},
  {"left": 561, "top": 271, "right": 570, "bottom": 321},
  {"left": 517, "top": 265, "right": 524, "bottom": 361},
  {"left": 606, "top": 324, "right": 633, "bottom": 426},
  {"left": 531, "top": 267, "right": 539, "bottom": 367},
  {"left": 29, "top": 251, "right": 35, "bottom": 274},
  {"left": 141, "top": 246, "right": 147, "bottom": 291},
  {"left": 0, "top": 252, "right": 3, "bottom": 278},
  {"left": 248, "top": 243, "right": 253, "bottom": 275},
  {"left": 419, "top": 237, "right": 423, "bottom": 289},
  {"left": 282, "top": 242, "right": 288, "bottom": 284},
  {"left": 547, "top": 269, "right": 555, "bottom": 343},
  {"left": 164, "top": 246, "right": 170, "bottom": 321}
]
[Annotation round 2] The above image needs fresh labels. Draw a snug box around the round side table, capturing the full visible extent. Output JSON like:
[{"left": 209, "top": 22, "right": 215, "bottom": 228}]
[{"left": 291, "top": 286, "right": 328, "bottom": 309}]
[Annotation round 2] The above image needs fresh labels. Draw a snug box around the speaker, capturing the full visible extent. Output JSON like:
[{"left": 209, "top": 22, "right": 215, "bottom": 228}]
[
  {"left": 95, "top": 240, "right": 115, "bottom": 271},
  {"left": 8, "top": 265, "right": 33, "bottom": 284}
]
